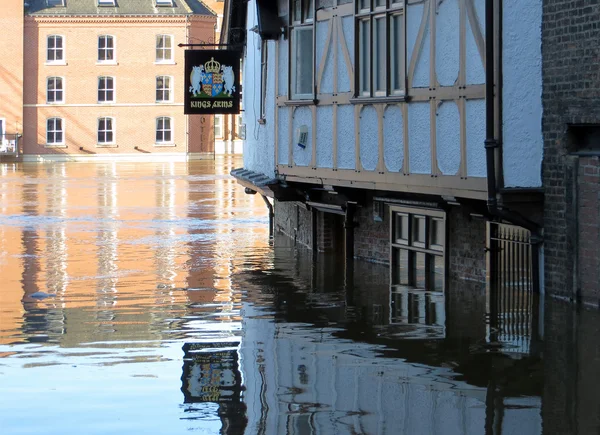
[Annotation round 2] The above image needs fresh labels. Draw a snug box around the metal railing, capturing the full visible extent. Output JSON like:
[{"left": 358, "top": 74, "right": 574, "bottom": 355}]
[
  {"left": 488, "top": 222, "right": 539, "bottom": 355},
  {"left": 0, "top": 134, "right": 20, "bottom": 157}
]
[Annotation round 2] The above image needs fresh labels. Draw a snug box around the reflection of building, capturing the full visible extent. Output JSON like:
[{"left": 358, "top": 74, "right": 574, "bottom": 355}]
[
  {"left": 0, "top": 0, "right": 217, "bottom": 162},
  {"left": 234, "top": 236, "right": 543, "bottom": 434}
]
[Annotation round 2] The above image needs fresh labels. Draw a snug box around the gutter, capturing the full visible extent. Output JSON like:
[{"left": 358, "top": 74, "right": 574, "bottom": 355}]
[{"left": 484, "top": 0, "right": 542, "bottom": 291}]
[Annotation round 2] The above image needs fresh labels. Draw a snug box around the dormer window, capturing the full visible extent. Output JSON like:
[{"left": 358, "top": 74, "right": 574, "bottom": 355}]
[
  {"left": 156, "top": 0, "right": 174, "bottom": 6},
  {"left": 97, "top": 0, "right": 116, "bottom": 6},
  {"left": 46, "top": 0, "right": 65, "bottom": 6}
]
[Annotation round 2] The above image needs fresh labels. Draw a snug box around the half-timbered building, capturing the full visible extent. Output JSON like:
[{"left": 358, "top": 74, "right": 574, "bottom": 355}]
[{"left": 227, "top": 0, "right": 543, "bottom": 295}]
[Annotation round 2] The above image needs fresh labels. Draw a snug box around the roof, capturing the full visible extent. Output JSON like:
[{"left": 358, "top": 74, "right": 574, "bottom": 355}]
[{"left": 26, "top": 0, "right": 215, "bottom": 16}]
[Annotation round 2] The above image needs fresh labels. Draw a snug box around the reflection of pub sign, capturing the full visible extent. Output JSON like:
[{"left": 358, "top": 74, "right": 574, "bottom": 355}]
[
  {"left": 181, "top": 342, "right": 243, "bottom": 403},
  {"left": 184, "top": 50, "right": 241, "bottom": 115}
]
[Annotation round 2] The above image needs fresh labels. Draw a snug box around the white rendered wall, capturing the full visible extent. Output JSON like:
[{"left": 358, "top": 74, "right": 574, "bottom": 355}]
[
  {"left": 502, "top": 0, "right": 543, "bottom": 187},
  {"left": 241, "top": 0, "right": 276, "bottom": 178}
]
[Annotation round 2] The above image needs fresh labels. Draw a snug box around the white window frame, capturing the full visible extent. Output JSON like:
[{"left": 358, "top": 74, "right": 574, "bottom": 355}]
[
  {"left": 98, "top": 35, "right": 116, "bottom": 64},
  {"left": 155, "top": 34, "right": 174, "bottom": 64},
  {"left": 46, "top": 117, "right": 64, "bottom": 146},
  {"left": 98, "top": 76, "right": 115, "bottom": 103},
  {"left": 97, "top": 0, "right": 116, "bottom": 6},
  {"left": 46, "top": 76, "right": 64, "bottom": 104},
  {"left": 97, "top": 117, "right": 115, "bottom": 145},
  {"left": 46, "top": 35, "right": 65, "bottom": 64},
  {"left": 156, "top": 76, "right": 173, "bottom": 103},
  {"left": 356, "top": 0, "right": 406, "bottom": 99},
  {"left": 214, "top": 115, "right": 223, "bottom": 139},
  {"left": 155, "top": 0, "right": 174, "bottom": 6},
  {"left": 155, "top": 117, "right": 173, "bottom": 145},
  {"left": 289, "top": 0, "right": 314, "bottom": 100},
  {"left": 46, "top": 0, "right": 65, "bottom": 7}
]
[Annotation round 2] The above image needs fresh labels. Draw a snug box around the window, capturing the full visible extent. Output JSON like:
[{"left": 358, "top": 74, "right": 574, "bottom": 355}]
[
  {"left": 47, "top": 35, "right": 64, "bottom": 63},
  {"left": 46, "top": 118, "right": 64, "bottom": 145},
  {"left": 98, "top": 0, "right": 116, "bottom": 5},
  {"left": 356, "top": 0, "right": 405, "bottom": 98},
  {"left": 156, "top": 0, "right": 174, "bottom": 5},
  {"left": 214, "top": 115, "right": 223, "bottom": 138},
  {"left": 290, "top": 0, "right": 314, "bottom": 99},
  {"left": 391, "top": 206, "right": 445, "bottom": 291},
  {"left": 97, "top": 117, "right": 115, "bottom": 144},
  {"left": 156, "top": 117, "right": 173, "bottom": 143},
  {"left": 98, "top": 35, "right": 115, "bottom": 62},
  {"left": 47, "top": 0, "right": 65, "bottom": 6},
  {"left": 156, "top": 35, "right": 173, "bottom": 63},
  {"left": 98, "top": 76, "right": 115, "bottom": 103},
  {"left": 156, "top": 76, "right": 172, "bottom": 102},
  {"left": 47, "top": 77, "right": 64, "bottom": 103}
]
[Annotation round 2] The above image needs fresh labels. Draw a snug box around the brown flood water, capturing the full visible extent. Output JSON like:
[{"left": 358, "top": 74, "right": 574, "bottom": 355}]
[{"left": 0, "top": 159, "right": 599, "bottom": 435}]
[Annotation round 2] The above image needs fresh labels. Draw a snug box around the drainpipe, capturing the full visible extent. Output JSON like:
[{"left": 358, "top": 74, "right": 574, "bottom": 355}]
[
  {"left": 485, "top": 0, "right": 542, "bottom": 292},
  {"left": 261, "top": 194, "right": 274, "bottom": 238}
]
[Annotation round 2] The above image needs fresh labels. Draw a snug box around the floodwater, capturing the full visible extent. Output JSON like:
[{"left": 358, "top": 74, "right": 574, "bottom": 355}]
[{"left": 0, "top": 159, "right": 599, "bottom": 435}]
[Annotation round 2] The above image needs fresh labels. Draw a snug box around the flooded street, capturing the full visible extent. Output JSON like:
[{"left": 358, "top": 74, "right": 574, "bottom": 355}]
[{"left": 0, "top": 160, "right": 599, "bottom": 435}]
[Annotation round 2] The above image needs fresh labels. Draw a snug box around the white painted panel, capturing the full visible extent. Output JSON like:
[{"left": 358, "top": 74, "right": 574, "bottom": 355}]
[
  {"left": 316, "top": 106, "right": 333, "bottom": 168},
  {"left": 278, "top": 106, "right": 289, "bottom": 165},
  {"left": 407, "top": 3, "right": 424, "bottom": 72},
  {"left": 317, "top": 21, "right": 334, "bottom": 94},
  {"left": 466, "top": 15, "right": 485, "bottom": 85},
  {"left": 502, "top": 0, "right": 543, "bottom": 187},
  {"left": 278, "top": 38, "right": 289, "bottom": 97},
  {"left": 359, "top": 106, "right": 379, "bottom": 171},
  {"left": 337, "top": 104, "right": 355, "bottom": 170},
  {"left": 242, "top": 1, "right": 276, "bottom": 177},
  {"left": 292, "top": 106, "right": 312, "bottom": 166},
  {"left": 436, "top": 101, "right": 461, "bottom": 175},
  {"left": 338, "top": 16, "right": 354, "bottom": 93},
  {"left": 466, "top": 99, "right": 486, "bottom": 177},
  {"left": 408, "top": 102, "right": 432, "bottom": 174},
  {"left": 436, "top": 0, "right": 460, "bottom": 87},
  {"left": 383, "top": 105, "right": 404, "bottom": 172},
  {"left": 408, "top": 3, "right": 430, "bottom": 88}
]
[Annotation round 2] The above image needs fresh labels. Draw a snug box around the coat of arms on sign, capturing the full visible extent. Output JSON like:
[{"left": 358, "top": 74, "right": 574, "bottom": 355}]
[{"left": 189, "top": 57, "right": 236, "bottom": 99}]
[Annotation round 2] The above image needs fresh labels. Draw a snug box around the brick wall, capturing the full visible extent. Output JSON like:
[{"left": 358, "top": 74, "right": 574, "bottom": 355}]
[
  {"left": 542, "top": 1, "right": 600, "bottom": 304},
  {"left": 577, "top": 157, "right": 600, "bottom": 305},
  {"left": 354, "top": 201, "right": 389, "bottom": 264},
  {"left": 447, "top": 206, "right": 487, "bottom": 283},
  {"left": 0, "top": 0, "right": 24, "bottom": 136},
  {"left": 274, "top": 201, "right": 312, "bottom": 249}
]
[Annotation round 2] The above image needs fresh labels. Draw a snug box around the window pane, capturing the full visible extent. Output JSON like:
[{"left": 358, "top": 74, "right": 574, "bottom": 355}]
[
  {"left": 163, "top": 130, "right": 171, "bottom": 142},
  {"left": 394, "top": 213, "right": 408, "bottom": 244},
  {"left": 430, "top": 218, "right": 445, "bottom": 250},
  {"left": 374, "top": 16, "right": 386, "bottom": 93},
  {"left": 163, "top": 118, "right": 171, "bottom": 129},
  {"left": 164, "top": 36, "right": 172, "bottom": 48},
  {"left": 99, "top": 37, "right": 105, "bottom": 49},
  {"left": 55, "top": 37, "right": 62, "bottom": 48},
  {"left": 433, "top": 255, "right": 444, "bottom": 291},
  {"left": 106, "top": 37, "right": 113, "bottom": 48},
  {"left": 56, "top": 50, "right": 63, "bottom": 61},
  {"left": 55, "top": 119, "right": 62, "bottom": 130},
  {"left": 99, "top": 119, "right": 105, "bottom": 130},
  {"left": 294, "top": 28, "right": 313, "bottom": 96},
  {"left": 359, "top": 19, "right": 370, "bottom": 95},
  {"left": 359, "top": 0, "right": 369, "bottom": 10},
  {"left": 390, "top": 14, "right": 404, "bottom": 92},
  {"left": 106, "top": 131, "right": 113, "bottom": 142},
  {"left": 105, "top": 119, "right": 112, "bottom": 130},
  {"left": 107, "top": 91, "right": 113, "bottom": 101},
  {"left": 48, "top": 37, "right": 55, "bottom": 49},
  {"left": 393, "top": 248, "right": 410, "bottom": 285},
  {"left": 56, "top": 132, "right": 62, "bottom": 143},
  {"left": 98, "top": 131, "right": 105, "bottom": 142},
  {"left": 375, "top": 0, "right": 385, "bottom": 7},
  {"left": 157, "top": 118, "right": 164, "bottom": 130},
  {"left": 415, "top": 252, "right": 426, "bottom": 289},
  {"left": 412, "top": 215, "right": 426, "bottom": 245},
  {"left": 56, "top": 90, "right": 63, "bottom": 101}
]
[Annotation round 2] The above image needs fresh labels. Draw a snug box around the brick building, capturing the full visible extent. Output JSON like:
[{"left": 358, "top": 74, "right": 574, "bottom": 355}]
[
  {"left": 0, "top": 0, "right": 217, "bottom": 162},
  {"left": 542, "top": 1, "right": 600, "bottom": 307}
]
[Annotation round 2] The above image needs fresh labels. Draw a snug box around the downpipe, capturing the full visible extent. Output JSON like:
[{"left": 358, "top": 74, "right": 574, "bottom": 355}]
[{"left": 485, "top": 0, "right": 542, "bottom": 292}]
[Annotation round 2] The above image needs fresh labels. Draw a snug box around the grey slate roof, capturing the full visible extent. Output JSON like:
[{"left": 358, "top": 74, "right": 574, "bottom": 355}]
[{"left": 26, "top": 0, "right": 215, "bottom": 16}]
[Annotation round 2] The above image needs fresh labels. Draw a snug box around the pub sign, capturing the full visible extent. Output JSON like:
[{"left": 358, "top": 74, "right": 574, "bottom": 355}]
[{"left": 184, "top": 50, "right": 241, "bottom": 115}]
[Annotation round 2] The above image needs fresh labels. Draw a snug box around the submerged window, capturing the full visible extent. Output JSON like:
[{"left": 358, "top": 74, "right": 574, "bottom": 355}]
[{"left": 390, "top": 206, "right": 445, "bottom": 291}]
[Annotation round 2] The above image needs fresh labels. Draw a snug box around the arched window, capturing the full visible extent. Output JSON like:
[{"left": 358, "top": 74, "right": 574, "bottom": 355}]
[
  {"left": 47, "top": 118, "right": 64, "bottom": 145},
  {"left": 97, "top": 117, "right": 115, "bottom": 144},
  {"left": 156, "top": 117, "right": 172, "bottom": 143},
  {"left": 47, "top": 77, "right": 64, "bottom": 103}
]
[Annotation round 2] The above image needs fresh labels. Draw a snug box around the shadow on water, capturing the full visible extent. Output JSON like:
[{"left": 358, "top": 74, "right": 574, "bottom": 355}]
[{"left": 0, "top": 160, "right": 599, "bottom": 434}]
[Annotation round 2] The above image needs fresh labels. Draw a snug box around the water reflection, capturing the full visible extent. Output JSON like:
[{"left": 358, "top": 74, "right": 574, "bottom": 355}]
[{"left": 0, "top": 160, "right": 598, "bottom": 434}]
